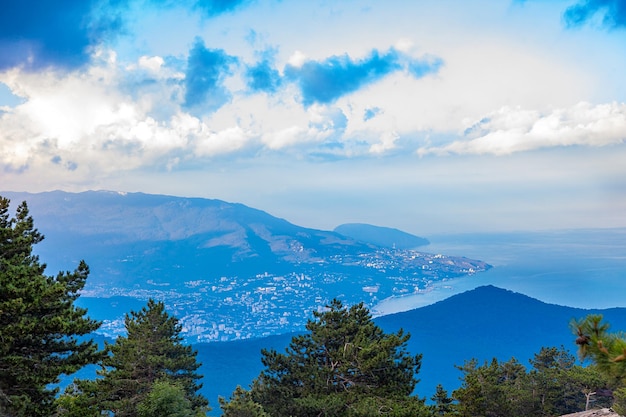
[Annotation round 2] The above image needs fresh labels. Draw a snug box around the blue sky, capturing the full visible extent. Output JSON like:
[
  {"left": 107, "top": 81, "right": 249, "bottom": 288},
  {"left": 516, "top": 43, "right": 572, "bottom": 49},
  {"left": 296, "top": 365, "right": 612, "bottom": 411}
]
[{"left": 1, "top": 0, "right": 625, "bottom": 234}]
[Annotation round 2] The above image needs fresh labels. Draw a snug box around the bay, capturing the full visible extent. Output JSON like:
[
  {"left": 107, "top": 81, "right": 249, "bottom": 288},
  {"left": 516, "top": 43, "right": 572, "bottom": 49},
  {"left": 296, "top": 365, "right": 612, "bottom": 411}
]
[{"left": 373, "top": 228, "right": 626, "bottom": 314}]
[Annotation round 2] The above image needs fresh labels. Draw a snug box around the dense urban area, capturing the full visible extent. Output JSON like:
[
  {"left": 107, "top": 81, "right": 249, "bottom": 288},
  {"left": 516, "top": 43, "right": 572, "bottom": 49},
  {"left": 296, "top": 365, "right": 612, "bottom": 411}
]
[{"left": 84, "top": 248, "right": 488, "bottom": 341}]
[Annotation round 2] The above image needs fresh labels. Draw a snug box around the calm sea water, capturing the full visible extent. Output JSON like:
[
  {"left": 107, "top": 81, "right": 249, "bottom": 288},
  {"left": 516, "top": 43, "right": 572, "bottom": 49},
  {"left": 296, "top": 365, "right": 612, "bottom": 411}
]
[{"left": 374, "top": 228, "right": 626, "bottom": 314}]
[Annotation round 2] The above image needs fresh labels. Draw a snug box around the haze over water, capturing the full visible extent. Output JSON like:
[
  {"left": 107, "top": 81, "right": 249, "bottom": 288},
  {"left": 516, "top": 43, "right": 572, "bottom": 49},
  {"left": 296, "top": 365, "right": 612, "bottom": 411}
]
[{"left": 374, "top": 228, "right": 626, "bottom": 315}]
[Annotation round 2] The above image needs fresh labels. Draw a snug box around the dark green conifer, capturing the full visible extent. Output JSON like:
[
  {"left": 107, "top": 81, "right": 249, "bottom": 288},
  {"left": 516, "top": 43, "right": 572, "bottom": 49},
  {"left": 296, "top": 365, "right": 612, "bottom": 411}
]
[
  {"left": 137, "top": 380, "right": 205, "bottom": 417},
  {"left": 219, "top": 385, "right": 271, "bottom": 417},
  {"left": 430, "top": 384, "right": 454, "bottom": 416},
  {"left": 0, "top": 197, "right": 101, "bottom": 417},
  {"left": 452, "top": 347, "right": 612, "bottom": 417},
  {"left": 63, "top": 299, "right": 209, "bottom": 416},
  {"left": 453, "top": 357, "right": 531, "bottom": 417},
  {"left": 244, "top": 299, "right": 428, "bottom": 417},
  {"left": 571, "top": 315, "right": 626, "bottom": 413}
]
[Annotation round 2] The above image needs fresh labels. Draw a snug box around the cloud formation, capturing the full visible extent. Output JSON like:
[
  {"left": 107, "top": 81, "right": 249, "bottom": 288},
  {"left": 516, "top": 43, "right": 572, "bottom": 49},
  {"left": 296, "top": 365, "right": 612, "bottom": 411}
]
[
  {"left": 419, "top": 102, "right": 626, "bottom": 156},
  {"left": 183, "top": 39, "right": 237, "bottom": 115},
  {"left": 245, "top": 59, "right": 282, "bottom": 94},
  {"left": 0, "top": 0, "right": 126, "bottom": 70},
  {"left": 191, "top": 0, "right": 253, "bottom": 17},
  {"left": 0, "top": 0, "right": 258, "bottom": 71},
  {"left": 564, "top": 0, "right": 626, "bottom": 29},
  {"left": 284, "top": 49, "right": 442, "bottom": 106},
  {"left": 1, "top": 0, "right": 625, "bottom": 189}
]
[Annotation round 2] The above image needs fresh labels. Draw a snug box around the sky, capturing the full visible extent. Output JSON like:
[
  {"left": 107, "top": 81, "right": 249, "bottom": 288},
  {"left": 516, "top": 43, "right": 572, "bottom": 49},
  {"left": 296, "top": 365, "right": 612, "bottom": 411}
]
[{"left": 1, "top": 0, "right": 625, "bottom": 235}]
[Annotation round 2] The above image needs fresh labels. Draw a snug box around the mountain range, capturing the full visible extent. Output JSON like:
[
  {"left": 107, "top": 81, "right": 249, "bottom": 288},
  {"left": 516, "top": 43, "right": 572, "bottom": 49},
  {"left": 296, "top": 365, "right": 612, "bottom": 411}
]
[{"left": 2, "top": 190, "right": 489, "bottom": 341}]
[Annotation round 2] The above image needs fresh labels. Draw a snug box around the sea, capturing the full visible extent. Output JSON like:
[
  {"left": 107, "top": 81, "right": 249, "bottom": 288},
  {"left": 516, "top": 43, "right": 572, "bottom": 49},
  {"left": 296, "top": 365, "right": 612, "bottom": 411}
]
[{"left": 373, "top": 228, "right": 626, "bottom": 315}]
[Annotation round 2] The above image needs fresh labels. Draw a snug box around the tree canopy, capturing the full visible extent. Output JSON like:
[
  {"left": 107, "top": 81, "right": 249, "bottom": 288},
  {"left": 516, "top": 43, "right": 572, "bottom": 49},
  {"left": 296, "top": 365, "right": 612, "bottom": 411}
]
[
  {"left": 59, "top": 299, "right": 209, "bottom": 416},
  {"left": 232, "top": 299, "right": 429, "bottom": 417},
  {"left": 0, "top": 196, "right": 101, "bottom": 417},
  {"left": 452, "top": 346, "right": 612, "bottom": 417},
  {"left": 572, "top": 314, "right": 626, "bottom": 414}
]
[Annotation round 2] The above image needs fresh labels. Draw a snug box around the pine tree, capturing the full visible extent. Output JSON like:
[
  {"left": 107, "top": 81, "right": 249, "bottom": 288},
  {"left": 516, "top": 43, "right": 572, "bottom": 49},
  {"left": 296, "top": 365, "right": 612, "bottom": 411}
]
[
  {"left": 571, "top": 314, "right": 626, "bottom": 412},
  {"left": 244, "top": 299, "right": 428, "bottom": 417},
  {"left": 430, "top": 384, "right": 454, "bottom": 416},
  {"left": 63, "top": 299, "right": 209, "bottom": 416},
  {"left": 525, "top": 346, "right": 608, "bottom": 414},
  {"left": 571, "top": 314, "right": 626, "bottom": 383},
  {"left": 453, "top": 357, "right": 532, "bottom": 417},
  {"left": 0, "top": 196, "right": 101, "bottom": 417},
  {"left": 219, "top": 386, "right": 271, "bottom": 417},
  {"left": 137, "top": 380, "right": 204, "bottom": 417},
  {"left": 451, "top": 347, "right": 611, "bottom": 417}
]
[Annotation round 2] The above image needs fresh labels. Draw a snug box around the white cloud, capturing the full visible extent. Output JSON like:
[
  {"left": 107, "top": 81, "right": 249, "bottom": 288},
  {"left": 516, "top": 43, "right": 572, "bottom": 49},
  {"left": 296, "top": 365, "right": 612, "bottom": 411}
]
[
  {"left": 287, "top": 50, "right": 307, "bottom": 68},
  {"left": 0, "top": 53, "right": 193, "bottom": 172},
  {"left": 137, "top": 55, "right": 165, "bottom": 73},
  {"left": 369, "top": 131, "right": 399, "bottom": 154},
  {"left": 194, "top": 125, "right": 253, "bottom": 156},
  {"left": 261, "top": 125, "right": 309, "bottom": 150},
  {"left": 394, "top": 38, "right": 414, "bottom": 53},
  {"left": 419, "top": 102, "right": 626, "bottom": 156}
]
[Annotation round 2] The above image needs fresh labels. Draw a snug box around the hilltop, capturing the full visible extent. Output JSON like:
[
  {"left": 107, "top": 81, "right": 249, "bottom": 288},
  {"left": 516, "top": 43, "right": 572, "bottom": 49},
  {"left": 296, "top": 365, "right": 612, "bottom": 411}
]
[{"left": 196, "top": 285, "right": 626, "bottom": 405}]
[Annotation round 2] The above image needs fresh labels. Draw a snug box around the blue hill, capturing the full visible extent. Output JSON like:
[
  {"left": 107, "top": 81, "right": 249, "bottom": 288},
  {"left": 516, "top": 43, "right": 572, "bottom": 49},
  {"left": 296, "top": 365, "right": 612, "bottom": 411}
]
[{"left": 196, "top": 285, "right": 626, "bottom": 406}]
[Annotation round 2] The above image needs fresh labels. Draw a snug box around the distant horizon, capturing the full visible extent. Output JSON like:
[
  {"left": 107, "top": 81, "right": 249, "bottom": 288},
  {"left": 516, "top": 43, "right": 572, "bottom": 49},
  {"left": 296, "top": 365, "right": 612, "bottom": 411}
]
[{"left": 2, "top": 188, "right": 626, "bottom": 237}]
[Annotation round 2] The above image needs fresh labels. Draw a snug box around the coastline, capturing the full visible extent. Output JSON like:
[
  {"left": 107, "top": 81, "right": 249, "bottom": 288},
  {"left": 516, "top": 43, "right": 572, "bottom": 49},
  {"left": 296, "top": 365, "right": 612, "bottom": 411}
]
[
  {"left": 372, "top": 276, "right": 480, "bottom": 316},
  {"left": 373, "top": 228, "right": 626, "bottom": 316}
]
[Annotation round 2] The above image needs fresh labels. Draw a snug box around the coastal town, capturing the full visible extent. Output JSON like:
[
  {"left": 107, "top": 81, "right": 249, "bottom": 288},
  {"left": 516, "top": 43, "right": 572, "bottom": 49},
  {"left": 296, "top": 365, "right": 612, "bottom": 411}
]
[{"left": 84, "top": 248, "right": 490, "bottom": 342}]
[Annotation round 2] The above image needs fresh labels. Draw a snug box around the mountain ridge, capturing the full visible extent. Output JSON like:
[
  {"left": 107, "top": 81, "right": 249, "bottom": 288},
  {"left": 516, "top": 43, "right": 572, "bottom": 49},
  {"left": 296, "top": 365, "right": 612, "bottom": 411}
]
[
  {"left": 1, "top": 189, "right": 378, "bottom": 271},
  {"left": 334, "top": 222, "right": 429, "bottom": 248}
]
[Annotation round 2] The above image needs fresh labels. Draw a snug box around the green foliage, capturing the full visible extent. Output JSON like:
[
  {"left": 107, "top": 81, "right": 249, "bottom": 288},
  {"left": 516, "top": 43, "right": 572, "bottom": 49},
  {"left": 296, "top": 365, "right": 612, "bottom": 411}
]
[
  {"left": 529, "top": 346, "right": 611, "bottom": 414},
  {"left": 137, "top": 380, "right": 205, "bottom": 417},
  {"left": 239, "top": 299, "right": 428, "bottom": 417},
  {"left": 453, "top": 357, "right": 532, "bottom": 417},
  {"left": 571, "top": 314, "right": 626, "bottom": 412},
  {"left": 452, "top": 346, "right": 612, "bottom": 417},
  {"left": 219, "top": 385, "right": 271, "bottom": 417},
  {"left": 60, "top": 299, "right": 209, "bottom": 416},
  {"left": 55, "top": 382, "right": 102, "bottom": 417},
  {"left": 612, "top": 387, "right": 626, "bottom": 415},
  {"left": 430, "top": 384, "right": 454, "bottom": 416},
  {"left": 571, "top": 314, "right": 626, "bottom": 384},
  {"left": 566, "top": 364, "right": 613, "bottom": 411},
  {"left": 0, "top": 197, "right": 101, "bottom": 417}
]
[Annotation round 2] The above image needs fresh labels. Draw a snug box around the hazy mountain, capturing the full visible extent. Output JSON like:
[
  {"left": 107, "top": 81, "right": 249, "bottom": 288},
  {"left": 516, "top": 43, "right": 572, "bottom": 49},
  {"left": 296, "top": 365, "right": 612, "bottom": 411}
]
[
  {"left": 334, "top": 223, "right": 429, "bottom": 248},
  {"left": 2, "top": 190, "right": 489, "bottom": 340},
  {"left": 3, "top": 190, "right": 372, "bottom": 263},
  {"left": 196, "top": 286, "right": 626, "bottom": 405},
  {"left": 1, "top": 190, "right": 384, "bottom": 286}
]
